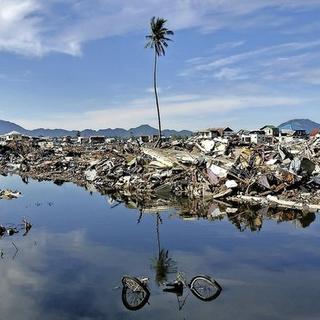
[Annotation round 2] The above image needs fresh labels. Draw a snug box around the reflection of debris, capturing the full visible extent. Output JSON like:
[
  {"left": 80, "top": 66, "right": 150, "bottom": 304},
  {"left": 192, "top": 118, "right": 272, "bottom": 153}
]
[
  {"left": 0, "top": 219, "right": 32, "bottom": 259},
  {"left": 11, "top": 242, "right": 19, "bottom": 260},
  {"left": 0, "top": 189, "right": 21, "bottom": 200},
  {"left": 0, "top": 135, "right": 320, "bottom": 212},
  {"left": 22, "top": 218, "right": 32, "bottom": 236},
  {"left": 0, "top": 225, "right": 6, "bottom": 237},
  {"left": 0, "top": 219, "right": 32, "bottom": 239},
  {"left": 229, "top": 195, "right": 320, "bottom": 212},
  {"left": 7, "top": 227, "right": 18, "bottom": 236},
  {"left": 137, "top": 198, "right": 316, "bottom": 232}
]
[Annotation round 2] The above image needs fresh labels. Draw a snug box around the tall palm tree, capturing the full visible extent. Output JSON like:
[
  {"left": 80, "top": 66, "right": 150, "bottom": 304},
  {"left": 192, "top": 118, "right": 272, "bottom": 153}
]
[{"left": 145, "top": 17, "right": 174, "bottom": 147}]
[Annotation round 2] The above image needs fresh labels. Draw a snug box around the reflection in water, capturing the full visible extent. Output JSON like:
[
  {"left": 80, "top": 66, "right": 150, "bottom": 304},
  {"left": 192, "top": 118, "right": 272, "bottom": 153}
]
[
  {"left": 152, "top": 249, "right": 177, "bottom": 286},
  {"left": 121, "top": 273, "right": 222, "bottom": 312},
  {"left": 53, "top": 179, "right": 65, "bottom": 186},
  {"left": 0, "top": 175, "right": 319, "bottom": 319},
  {"left": 151, "top": 214, "right": 177, "bottom": 286},
  {"left": 118, "top": 193, "right": 317, "bottom": 232},
  {"left": 226, "top": 207, "right": 316, "bottom": 232},
  {"left": 100, "top": 183, "right": 318, "bottom": 232},
  {"left": 24, "top": 174, "right": 318, "bottom": 232},
  {"left": 121, "top": 213, "right": 222, "bottom": 312},
  {"left": 188, "top": 275, "right": 222, "bottom": 302},
  {"left": 21, "top": 176, "right": 29, "bottom": 184},
  {"left": 0, "top": 218, "right": 32, "bottom": 259},
  {"left": 121, "top": 276, "right": 150, "bottom": 311},
  {"left": 162, "top": 273, "right": 222, "bottom": 311}
]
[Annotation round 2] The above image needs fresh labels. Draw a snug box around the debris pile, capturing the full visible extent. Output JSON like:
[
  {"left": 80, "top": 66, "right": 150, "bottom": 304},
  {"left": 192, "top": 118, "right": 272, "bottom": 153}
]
[{"left": 0, "top": 135, "right": 320, "bottom": 212}]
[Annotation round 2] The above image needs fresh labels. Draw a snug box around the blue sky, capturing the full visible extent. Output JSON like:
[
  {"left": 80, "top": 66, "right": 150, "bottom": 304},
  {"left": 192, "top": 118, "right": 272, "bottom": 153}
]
[{"left": 0, "top": 0, "right": 320, "bottom": 131}]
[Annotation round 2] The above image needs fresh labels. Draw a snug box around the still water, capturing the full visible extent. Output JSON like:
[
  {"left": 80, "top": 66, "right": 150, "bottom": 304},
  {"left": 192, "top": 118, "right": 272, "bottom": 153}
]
[{"left": 0, "top": 174, "right": 319, "bottom": 320}]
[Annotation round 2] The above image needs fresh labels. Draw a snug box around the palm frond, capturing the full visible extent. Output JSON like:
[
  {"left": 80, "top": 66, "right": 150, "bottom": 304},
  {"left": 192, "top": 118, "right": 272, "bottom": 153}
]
[{"left": 145, "top": 16, "right": 174, "bottom": 56}]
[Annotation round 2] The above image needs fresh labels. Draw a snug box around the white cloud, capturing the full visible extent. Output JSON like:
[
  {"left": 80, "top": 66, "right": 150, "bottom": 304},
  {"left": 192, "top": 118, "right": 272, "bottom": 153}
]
[
  {"left": 213, "top": 41, "right": 245, "bottom": 52},
  {"left": 213, "top": 67, "right": 247, "bottom": 80},
  {"left": 194, "top": 40, "right": 320, "bottom": 71},
  {"left": 0, "top": 0, "right": 44, "bottom": 56},
  {"left": 183, "top": 40, "right": 320, "bottom": 85},
  {"left": 11, "top": 93, "right": 308, "bottom": 131},
  {"left": 0, "top": 0, "right": 320, "bottom": 56},
  {"left": 300, "top": 69, "right": 320, "bottom": 85}
]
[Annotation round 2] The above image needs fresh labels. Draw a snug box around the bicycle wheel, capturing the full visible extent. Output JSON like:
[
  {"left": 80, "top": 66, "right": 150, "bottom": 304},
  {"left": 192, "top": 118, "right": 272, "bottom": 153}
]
[
  {"left": 121, "top": 276, "right": 150, "bottom": 311},
  {"left": 189, "top": 275, "right": 222, "bottom": 301}
]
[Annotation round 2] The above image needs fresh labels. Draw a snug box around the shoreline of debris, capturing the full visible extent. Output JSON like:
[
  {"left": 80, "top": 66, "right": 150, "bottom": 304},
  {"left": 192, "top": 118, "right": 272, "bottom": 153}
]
[{"left": 1, "top": 133, "right": 320, "bottom": 213}]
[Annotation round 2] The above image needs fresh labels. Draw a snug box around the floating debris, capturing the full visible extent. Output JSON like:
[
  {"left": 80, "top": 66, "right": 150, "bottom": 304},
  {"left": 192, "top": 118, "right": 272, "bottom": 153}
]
[{"left": 0, "top": 189, "right": 21, "bottom": 200}]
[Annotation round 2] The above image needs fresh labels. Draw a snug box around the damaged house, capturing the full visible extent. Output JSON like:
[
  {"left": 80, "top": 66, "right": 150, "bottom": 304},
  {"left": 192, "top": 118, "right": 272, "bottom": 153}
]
[
  {"left": 260, "top": 125, "right": 279, "bottom": 137},
  {"left": 240, "top": 130, "right": 266, "bottom": 144},
  {"left": 196, "top": 127, "right": 234, "bottom": 140},
  {"left": 280, "top": 129, "right": 308, "bottom": 142},
  {"left": 0, "top": 131, "right": 30, "bottom": 143},
  {"left": 249, "top": 131, "right": 266, "bottom": 144},
  {"left": 89, "top": 136, "right": 105, "bottom": 145}
]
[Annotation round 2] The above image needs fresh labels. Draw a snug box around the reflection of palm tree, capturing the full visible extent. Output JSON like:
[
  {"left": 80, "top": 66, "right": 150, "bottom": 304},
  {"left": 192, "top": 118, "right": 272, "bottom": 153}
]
[
  {"left": 151, "top": 214, "right": 177, "bottom": 285},
  {"left": 152, "top": 248, "right": 177, "bottom": 286}
]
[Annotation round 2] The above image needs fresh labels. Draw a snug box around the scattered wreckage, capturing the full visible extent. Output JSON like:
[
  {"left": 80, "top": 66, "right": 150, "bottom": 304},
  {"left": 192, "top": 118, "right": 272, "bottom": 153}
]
[{"left": 0, "top": 134, "right": 320, "bottom": 214}]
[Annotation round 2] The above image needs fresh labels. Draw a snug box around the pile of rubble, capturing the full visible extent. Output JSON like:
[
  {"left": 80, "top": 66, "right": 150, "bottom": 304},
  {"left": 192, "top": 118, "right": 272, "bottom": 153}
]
[{"left": 0, "top": 135, "right": 320, "bottom": 212}]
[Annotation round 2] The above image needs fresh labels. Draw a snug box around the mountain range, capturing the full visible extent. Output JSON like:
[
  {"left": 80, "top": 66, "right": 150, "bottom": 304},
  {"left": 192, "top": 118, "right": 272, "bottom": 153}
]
[
  {"left": 278, "top": 119, "right": 320, "bottom": 133},
  {"left": 0, "top": 118, "right": 319, "bottom": 138},
  {"left": 0, "top": 119, "right": 192, "bottom": 138}
]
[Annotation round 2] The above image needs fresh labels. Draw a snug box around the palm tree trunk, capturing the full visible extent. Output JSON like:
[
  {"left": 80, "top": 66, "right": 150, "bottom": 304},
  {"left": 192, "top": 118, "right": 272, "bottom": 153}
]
[{"left": 153, "top": 50, "right": 162, "bottom": 147}]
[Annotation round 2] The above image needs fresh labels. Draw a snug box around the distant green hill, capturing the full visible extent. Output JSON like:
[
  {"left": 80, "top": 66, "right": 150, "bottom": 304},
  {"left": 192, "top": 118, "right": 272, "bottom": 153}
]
[{"left": 278, "top": 119, "right": 320, "bottom": 133}]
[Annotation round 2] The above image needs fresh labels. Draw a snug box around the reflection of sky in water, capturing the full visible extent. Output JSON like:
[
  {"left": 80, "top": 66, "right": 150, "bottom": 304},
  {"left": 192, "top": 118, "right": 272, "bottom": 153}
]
[{"left": 0, "top": 175, "right": 319, "bottom": 319}]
